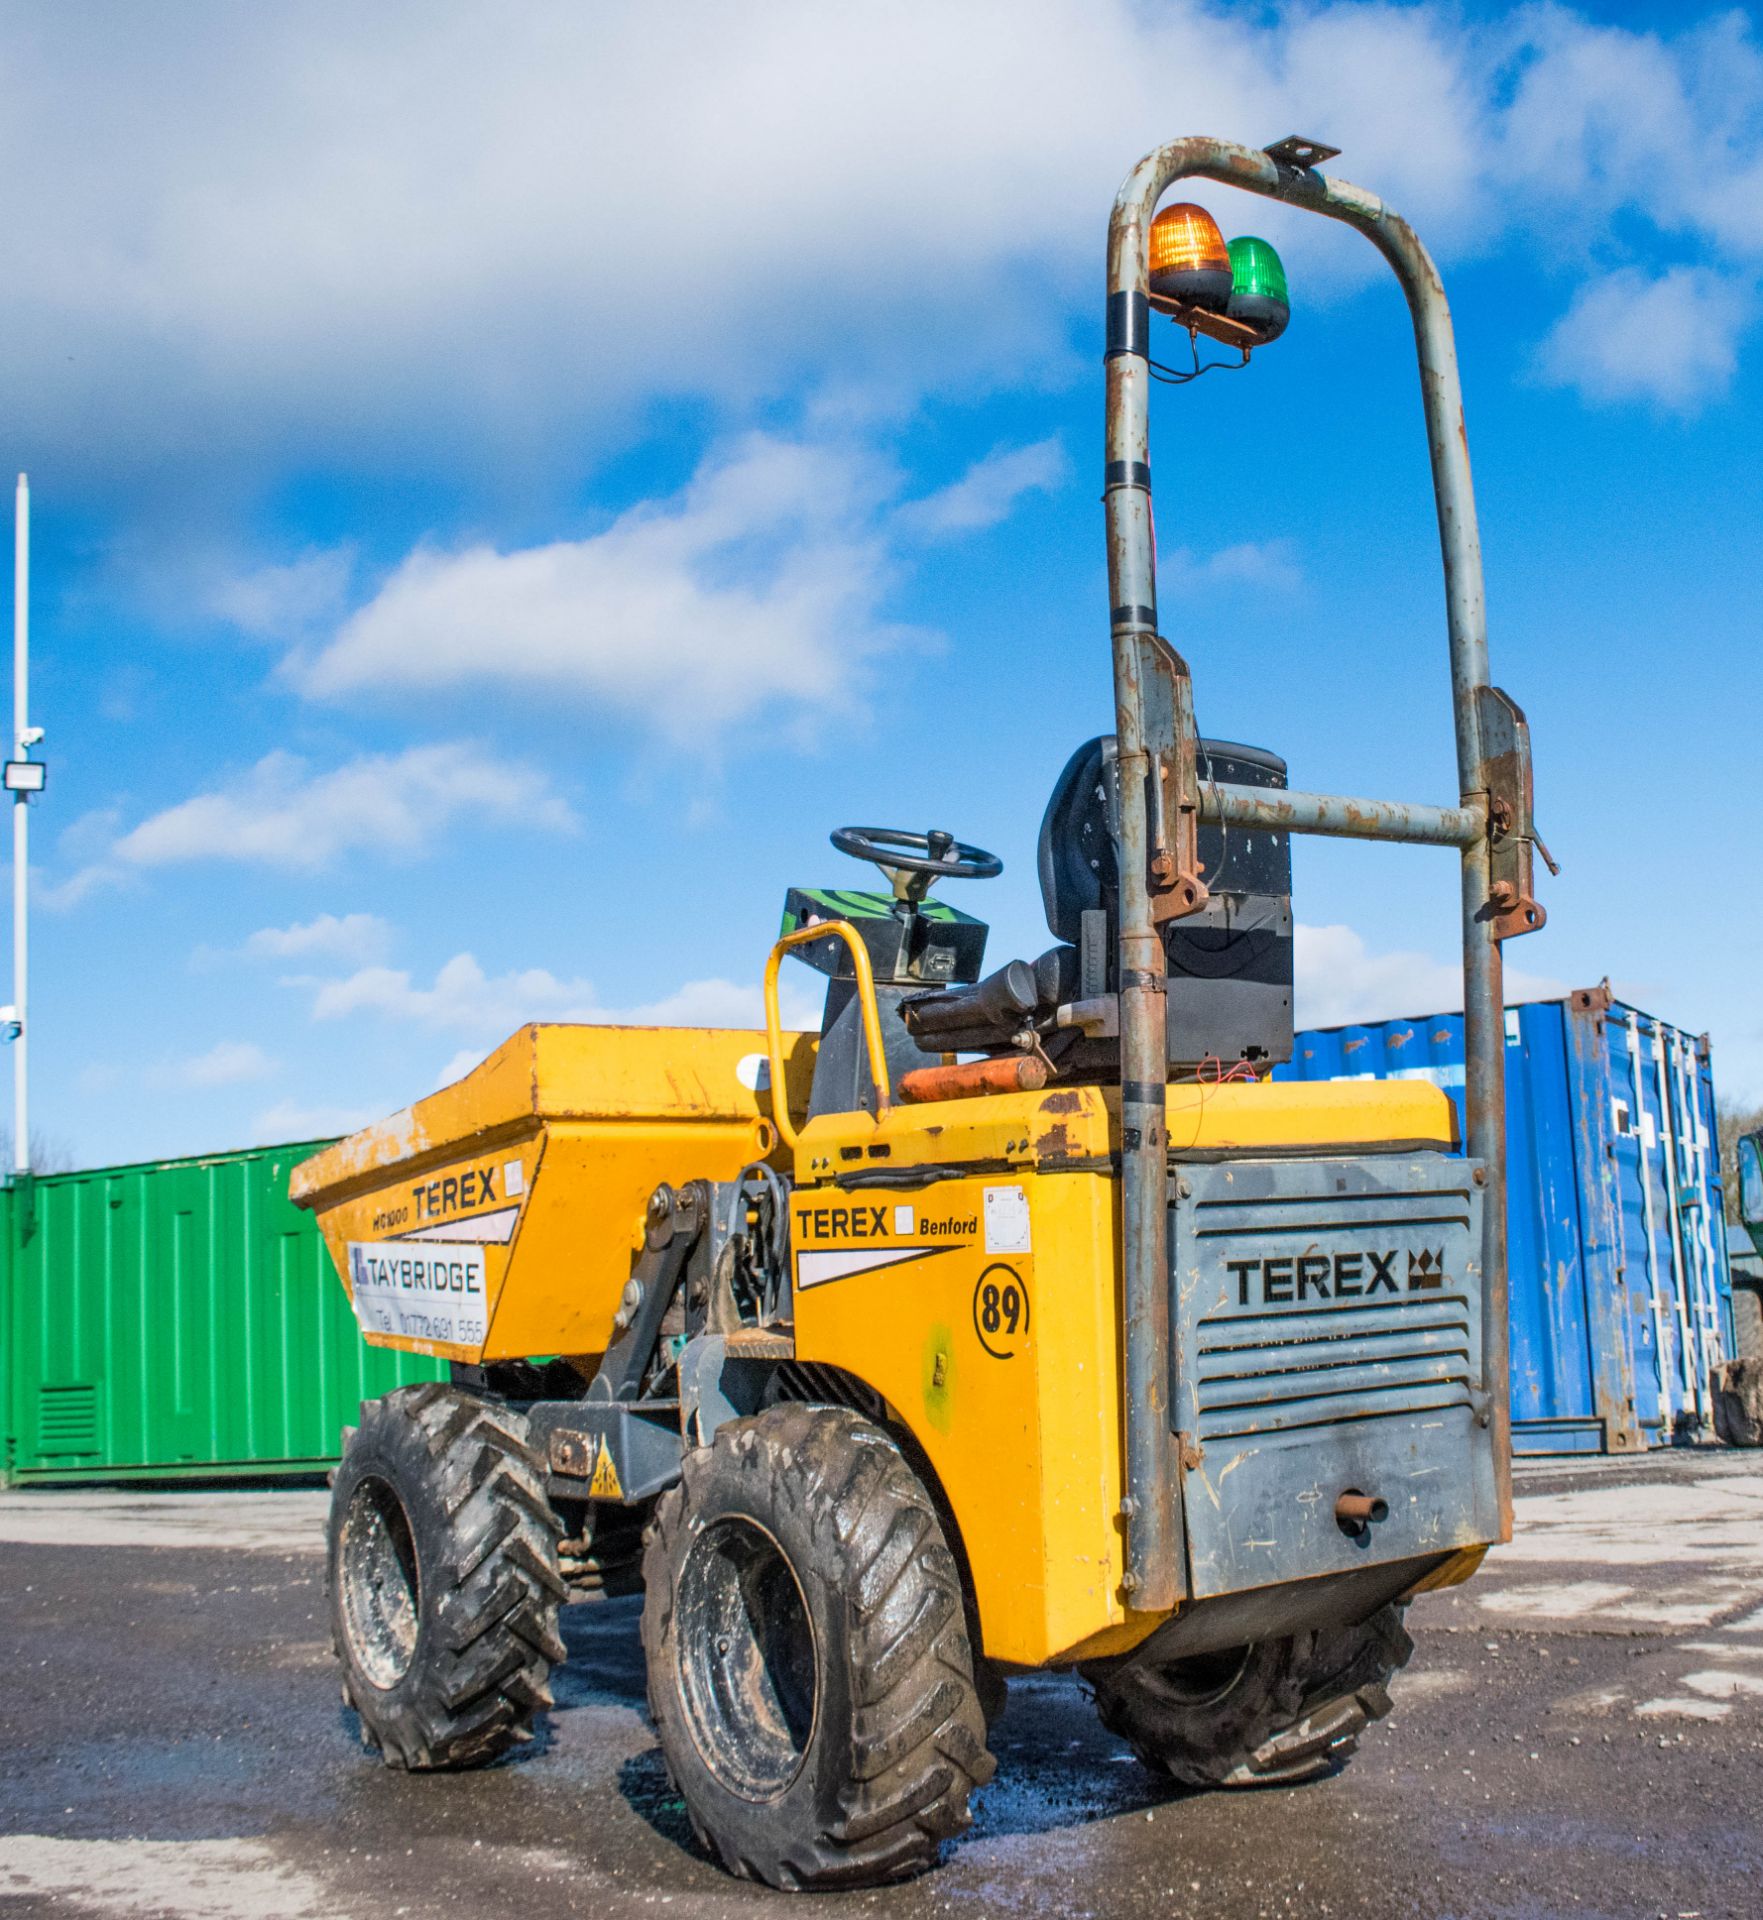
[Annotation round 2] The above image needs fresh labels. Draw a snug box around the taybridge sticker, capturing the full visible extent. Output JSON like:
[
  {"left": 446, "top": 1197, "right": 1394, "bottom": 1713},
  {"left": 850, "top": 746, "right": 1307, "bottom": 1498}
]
[{"left": 347, "top": 1240, "right": 488, "bottom": 1347}]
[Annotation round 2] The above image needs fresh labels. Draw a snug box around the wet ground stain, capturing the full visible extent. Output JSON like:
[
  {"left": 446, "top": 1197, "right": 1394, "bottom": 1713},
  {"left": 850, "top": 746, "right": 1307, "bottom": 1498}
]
[{"left": 2, "top": 1458, "right": 1761, "bottom": 1919}]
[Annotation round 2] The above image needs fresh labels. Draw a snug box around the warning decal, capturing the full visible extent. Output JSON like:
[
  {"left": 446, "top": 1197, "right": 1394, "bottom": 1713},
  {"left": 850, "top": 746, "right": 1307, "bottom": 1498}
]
[
  {"left": 589, "top": 1438, "right": 624, "bottom": 1500},
  {"left": 983, "top": 1185, "right": 1032, "bottom": 1255}
]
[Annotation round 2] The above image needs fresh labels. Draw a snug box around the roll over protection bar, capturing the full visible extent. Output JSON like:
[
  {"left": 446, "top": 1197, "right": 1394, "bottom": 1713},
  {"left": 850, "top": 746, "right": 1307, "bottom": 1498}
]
[{"left": 1106, "top": 137, "right": 1541, "bottom": 1609}]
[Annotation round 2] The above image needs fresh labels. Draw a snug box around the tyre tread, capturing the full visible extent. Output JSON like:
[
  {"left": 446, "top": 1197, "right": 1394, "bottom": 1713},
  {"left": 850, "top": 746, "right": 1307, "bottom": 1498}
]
[
  {"left": 1090, "top": 1602, "right": 1414, "bottom": 1789},
  {"left": 328, "top": 1384, "right": 564, "bottom": 1773},
  {"left": 641, "top": 1403, "right": 993, "bottom": 1889}
]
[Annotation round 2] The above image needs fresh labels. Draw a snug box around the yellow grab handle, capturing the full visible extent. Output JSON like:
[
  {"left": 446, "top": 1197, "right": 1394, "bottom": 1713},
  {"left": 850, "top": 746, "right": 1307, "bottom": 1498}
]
[{"left": 764, "top": 920, "right": 891, "bottom": 1151}]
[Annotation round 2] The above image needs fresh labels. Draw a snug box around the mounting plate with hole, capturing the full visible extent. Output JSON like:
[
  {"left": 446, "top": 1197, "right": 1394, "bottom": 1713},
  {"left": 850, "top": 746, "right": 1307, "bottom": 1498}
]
[{"left": 1264, "top": 135, "right": 1341, "bottom": 171}]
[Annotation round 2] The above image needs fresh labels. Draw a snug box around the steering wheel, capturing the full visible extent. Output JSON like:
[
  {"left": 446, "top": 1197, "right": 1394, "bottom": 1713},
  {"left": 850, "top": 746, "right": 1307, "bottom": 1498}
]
[{"left": 831, "top": 827, "right": 1003, "bottom": 902}]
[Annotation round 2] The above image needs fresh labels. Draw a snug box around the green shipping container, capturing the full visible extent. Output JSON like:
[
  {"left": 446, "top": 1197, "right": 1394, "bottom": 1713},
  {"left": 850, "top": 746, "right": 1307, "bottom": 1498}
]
[{"left": 0, "top": 1140, "right": 445, "bottom": 1485}]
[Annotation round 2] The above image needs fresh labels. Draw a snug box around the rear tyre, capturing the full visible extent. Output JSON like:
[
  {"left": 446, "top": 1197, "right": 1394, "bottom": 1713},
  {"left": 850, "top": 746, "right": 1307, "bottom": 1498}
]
[
  {"left": 328, "top": 1382, "right": 567, "bottom": 1770},
  {"left": 640, "top": 1404, "right": 994, "bottom": 1890},
  {"left": 1085, "top": 1603, "right": 1412, "bottom": 1788}
]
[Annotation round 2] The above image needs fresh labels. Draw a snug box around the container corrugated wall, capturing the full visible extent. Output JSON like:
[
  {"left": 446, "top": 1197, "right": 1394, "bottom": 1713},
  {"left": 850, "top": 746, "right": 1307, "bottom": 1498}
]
[
  {"left": 0, "top": 1141, "right": 444, "bottom": 1484},
  {"left": 1277, "top": 988, "right": 1732, "bottom": 1454}
]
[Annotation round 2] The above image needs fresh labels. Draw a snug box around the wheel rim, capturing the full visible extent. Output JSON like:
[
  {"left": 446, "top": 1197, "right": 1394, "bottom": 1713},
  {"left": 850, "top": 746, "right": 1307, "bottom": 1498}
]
[
  {"left": 676, "top": 1516, "right": 818, "bottom": 1799},
  {"left": 338, "top": 1475, "right": 421, "bottom": 1690}
]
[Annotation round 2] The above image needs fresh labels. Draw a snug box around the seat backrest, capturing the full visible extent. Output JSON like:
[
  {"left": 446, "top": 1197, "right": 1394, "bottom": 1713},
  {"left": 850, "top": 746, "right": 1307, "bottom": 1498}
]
[
  {"left": 1038, "top": 735, "right": 1295, "bottom": 1068},
  {"left": 1038, "top": 735, "right": 1291, "bottom": 939}
]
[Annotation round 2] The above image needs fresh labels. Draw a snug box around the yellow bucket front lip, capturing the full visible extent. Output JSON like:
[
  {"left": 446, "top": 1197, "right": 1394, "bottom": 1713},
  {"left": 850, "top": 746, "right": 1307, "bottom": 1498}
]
[{"left": 291, "top": 1021, "right": 819, "bottom": 1210}]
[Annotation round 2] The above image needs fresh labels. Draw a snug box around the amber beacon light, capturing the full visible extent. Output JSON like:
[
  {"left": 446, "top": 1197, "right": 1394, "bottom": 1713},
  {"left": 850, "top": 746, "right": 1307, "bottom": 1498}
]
[{"left": 1147, "top": 201, "right": 1233, "bottom": 310}]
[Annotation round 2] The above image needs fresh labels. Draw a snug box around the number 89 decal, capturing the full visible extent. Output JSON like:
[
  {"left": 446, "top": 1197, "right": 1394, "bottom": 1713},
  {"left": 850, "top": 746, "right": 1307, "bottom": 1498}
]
[{"left": 972, "top": 1262, "right": 1031, "bottom": 1360}]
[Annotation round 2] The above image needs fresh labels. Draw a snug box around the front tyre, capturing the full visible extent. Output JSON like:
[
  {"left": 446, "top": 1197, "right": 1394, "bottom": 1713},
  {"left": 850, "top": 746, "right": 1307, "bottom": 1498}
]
[
  {"left": 641, "top": 1404, "right": 994, "bottom": 1890},
  {"left": 1086, "top": 1604, "right": 1413, "bottom": 1788},
  {"left": 328, "top": 1383, "right": 568, "bottom": 1770}
]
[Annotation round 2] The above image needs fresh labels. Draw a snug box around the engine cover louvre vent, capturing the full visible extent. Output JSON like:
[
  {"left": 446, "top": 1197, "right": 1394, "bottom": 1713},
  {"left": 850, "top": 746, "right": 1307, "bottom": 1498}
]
[{"left": 1194, "top": 1293, "right": 1474, "bottom": 1442}]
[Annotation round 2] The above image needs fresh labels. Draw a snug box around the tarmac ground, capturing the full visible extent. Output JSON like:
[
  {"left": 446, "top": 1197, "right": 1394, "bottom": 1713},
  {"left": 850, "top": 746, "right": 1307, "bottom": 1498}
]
[{"left": 1, "top": 1449, "right": 1760, "bottom": 1919}]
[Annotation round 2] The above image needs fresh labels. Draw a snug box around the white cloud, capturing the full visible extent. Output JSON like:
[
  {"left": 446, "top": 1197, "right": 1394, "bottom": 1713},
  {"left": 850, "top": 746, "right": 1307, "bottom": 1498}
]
[
  {"left": 1294, "top": 922, "right": 1566, "bottom": 1031},
  {"left": 1160, "top": 540, "right": 1303, "bottom": 597},
  {"left": 311, "top": 953, "right": 599, "bottom": 1035},
  {"left": 209, "top": 547, "right": 354, "bottom": 642},
  {"left": 61, "top": 743, "right": 573, "bottom": 895},
  {"left": 896, "top": 438, "right": 1068, "bottom": 537},
  {"left": 308, "top": 951, "right": 821, "bottom": 1038},
  {"left": 150, "top": 1040, "right": 278, "bottom": 1089},
  {"left": 1532, "top": 265, "right": 1753, "bottom": 414},
  {"left": 294, "top": 436, "right": 917, "bottom": 737},
  {"left": 244, "top": 912, "right": 392, "bottom": 965},
  {"left": 628, "top": 978, "right": 823, "bottom": 1030},
  {"left": 435, "top": 1047, "right": 489, "bottom": 1091},
  {"left": 251, "top": 1098, "right": 385, "bottom": 1145},
  {"left": 2, "top": 1, "right": 1759, "bottom": 505},
  {"left": 291, "top": 434, "right": 1065, "bottom": 740},
  {"left": 1490, "top": 8, "right": 1763, "bottom": 259},
  {"left": 420, "top": 975, "right": 827, "bottom": 1088},
  {"left": 38, "top": 867, "right": 115, "bottom": 912}
]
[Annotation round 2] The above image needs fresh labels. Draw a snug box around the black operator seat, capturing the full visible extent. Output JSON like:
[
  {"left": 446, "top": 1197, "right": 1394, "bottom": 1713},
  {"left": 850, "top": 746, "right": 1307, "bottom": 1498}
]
[{"left": 902, "top": 736, "right": 1294, "bottom": 1076}]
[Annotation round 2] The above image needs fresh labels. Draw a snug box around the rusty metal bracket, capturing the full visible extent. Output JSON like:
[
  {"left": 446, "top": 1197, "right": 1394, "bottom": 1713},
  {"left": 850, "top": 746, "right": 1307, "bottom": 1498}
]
[
  {"left": 586, "top": 1181, "right": 704, "bottom": 1404},
  {"left": 532, "top": 1400, "right": 684, "bottom": 1504},
  {"left": 1476, "top": 684, "right": 1550, "bottom": 941},
  {"left": 1570, "top": 978, "right": 1614, "bottom": 1017},
  {"left": 1131, "top": 631, "right": 1210, "bottom": 925}
]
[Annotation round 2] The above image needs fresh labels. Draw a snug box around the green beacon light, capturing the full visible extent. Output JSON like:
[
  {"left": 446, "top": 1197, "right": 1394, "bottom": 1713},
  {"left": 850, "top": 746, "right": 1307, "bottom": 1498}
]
[{"left": 1225, "top": 235, "right": 1289, "bottom": 345}]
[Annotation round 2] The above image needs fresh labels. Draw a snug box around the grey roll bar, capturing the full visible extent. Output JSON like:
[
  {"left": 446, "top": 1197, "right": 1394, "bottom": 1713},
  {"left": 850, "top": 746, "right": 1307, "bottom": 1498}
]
[{"left": 1104, "top": 136, "right": 1544, "bottom": 1610}]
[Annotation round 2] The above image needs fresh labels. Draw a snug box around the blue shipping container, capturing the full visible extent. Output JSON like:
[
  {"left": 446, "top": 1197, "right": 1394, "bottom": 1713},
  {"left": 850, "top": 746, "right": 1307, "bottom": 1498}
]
[{"left": 1277, "top": 985, "right": 1732, "bottom": 1455}]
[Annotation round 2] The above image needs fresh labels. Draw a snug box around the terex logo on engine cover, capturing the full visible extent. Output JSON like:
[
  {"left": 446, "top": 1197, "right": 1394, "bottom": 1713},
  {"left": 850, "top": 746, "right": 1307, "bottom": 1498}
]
[{"left": 1227, "top": 1248, "right": 1446, "bottom": 1306}]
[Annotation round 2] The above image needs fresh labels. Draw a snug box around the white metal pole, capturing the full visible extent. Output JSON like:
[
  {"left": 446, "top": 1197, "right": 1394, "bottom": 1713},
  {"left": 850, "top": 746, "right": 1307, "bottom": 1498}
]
[{"left": 13, "top": 472, "right": 27, "bottom": 1177}]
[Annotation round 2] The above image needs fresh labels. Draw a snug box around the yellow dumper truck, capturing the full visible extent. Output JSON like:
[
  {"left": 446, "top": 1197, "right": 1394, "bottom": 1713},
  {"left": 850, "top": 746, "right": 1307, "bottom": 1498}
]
[{"left": 293, "top": 133, "right": 1546, "bottom": 1890}]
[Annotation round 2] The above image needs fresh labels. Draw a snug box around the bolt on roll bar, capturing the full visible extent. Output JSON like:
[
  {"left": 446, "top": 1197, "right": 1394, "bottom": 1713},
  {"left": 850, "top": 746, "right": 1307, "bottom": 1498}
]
[
  {"left": 1199, "top": 782, "right": 1483, "bottom": 848},
  {"left": 1105, "top": 136, "right": 1545, "bottom": 1611}
]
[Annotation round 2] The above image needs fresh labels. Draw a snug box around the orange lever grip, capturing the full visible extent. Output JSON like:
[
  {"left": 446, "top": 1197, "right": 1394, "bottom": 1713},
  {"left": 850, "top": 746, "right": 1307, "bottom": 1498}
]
[{"left": 898, "top": 1056, "right": 1049, "bottom": 1104}]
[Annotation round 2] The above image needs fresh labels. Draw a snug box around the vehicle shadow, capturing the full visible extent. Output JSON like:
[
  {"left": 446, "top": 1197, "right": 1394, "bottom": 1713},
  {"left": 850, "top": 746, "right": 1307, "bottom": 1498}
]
[
  {"left": 553, "top": 1597, "right": 649, "bottom": 1711},
  {"left": 958, "top": 1672, "right": 1182, "bottom": 1844},
  {"left": 607, "top": 1656, "right": 1184, "bottom": 1860},
  {"left": 618, "top": 1749, "right": 706, "bottom": 1862}
]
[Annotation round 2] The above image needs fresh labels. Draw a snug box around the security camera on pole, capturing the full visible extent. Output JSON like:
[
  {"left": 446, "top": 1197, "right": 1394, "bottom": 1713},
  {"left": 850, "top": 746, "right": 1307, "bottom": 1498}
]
[{"left": 2, "top": 475, "right": 46, "bottom": 1176}]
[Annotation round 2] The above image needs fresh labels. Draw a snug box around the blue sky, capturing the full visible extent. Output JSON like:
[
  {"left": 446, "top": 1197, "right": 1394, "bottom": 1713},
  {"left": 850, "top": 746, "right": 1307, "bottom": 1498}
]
[{"left": 7, "top": 0, "right": 1762, "bottom": 1167}]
